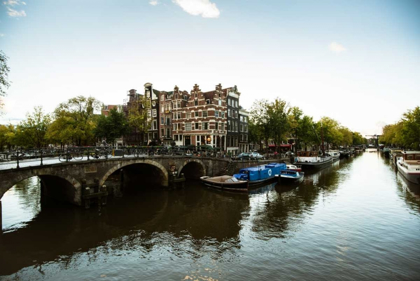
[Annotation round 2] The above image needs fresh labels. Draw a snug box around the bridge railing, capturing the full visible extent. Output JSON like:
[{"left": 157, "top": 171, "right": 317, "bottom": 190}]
[{"left": 0, "top": 146, "right": 232, "bottom": 169}]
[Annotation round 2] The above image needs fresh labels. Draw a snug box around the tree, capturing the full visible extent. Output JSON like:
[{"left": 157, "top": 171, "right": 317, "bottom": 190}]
[
  {"left": 401, "top": 106, "right": 420, "bottom": 149},
  {"left": 0, "top": 50, "right": 11, "bottom": 112},
  {"left": 94, "top": 108, "right": 129, "bottom": 145},
  {"left": 352, "top": 132, "right": 365, "bottom": 146},
  {"left": 249, "top": 99, "right": 271, "bottom": 150},
  {"left": 14, "top": 106, "right": 51, "bottom": 148},
  {"left": 266, "top": 98, "right": 291, "bottom": 151},
  {"left": 126, "top": 94, "right": 151, "bottom": 145},
  {"left": 48, "top": 96, "right": 102, "bottom": 146}
]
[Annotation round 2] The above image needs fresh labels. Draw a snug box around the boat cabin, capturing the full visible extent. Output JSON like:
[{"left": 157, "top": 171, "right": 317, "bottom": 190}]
[
  {"left": 401, "top": 151, "right": 420, "bottom": 163},
  {"left": 297, "top": 151, "right": 319, "bottom": 157}
]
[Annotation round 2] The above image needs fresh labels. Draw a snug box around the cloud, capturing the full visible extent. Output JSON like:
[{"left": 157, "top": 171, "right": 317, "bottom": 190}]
[
  {"left": 172, "top": 0, "right": 220, "bottom": 18},
  {"left": 6, "top": 7, "right": 26, "bottom": 17},
  {"left": 0, "top": 33, "right": 5, "bottom": 37},
  {"left": 149, "top": 0, "right": 158, "bottom": 5},
  {"left": 329, "top": 42, "right": 347, "bottom": 53},
  {"left": 3, "top": 0, "right": 26, "bottom": 6}
]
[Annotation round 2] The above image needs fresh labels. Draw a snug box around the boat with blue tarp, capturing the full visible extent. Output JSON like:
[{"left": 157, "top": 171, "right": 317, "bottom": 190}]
[
  {"left": 233, "top": 162, "right": 287, "bottom": 186},
  {"left": 279, "top": 170, "right": 304, "bottom": 184}
]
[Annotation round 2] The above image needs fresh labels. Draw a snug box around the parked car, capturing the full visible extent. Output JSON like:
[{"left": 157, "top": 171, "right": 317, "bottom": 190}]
[
  {"left": 284, "top": 151, "right": 294, "bottom": 157},
  {"left": 235, "top": 152, "right": 250, "bottom": 160},
  {"left": 249, "top": 152, "right": 265, "bottom": 160}
]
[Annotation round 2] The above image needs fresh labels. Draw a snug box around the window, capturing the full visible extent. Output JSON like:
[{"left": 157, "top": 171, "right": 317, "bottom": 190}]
[
  {"left": 152, "top": 109, "right": 157, "bottom": 117},
  {"left": 166, "top": 118, "right": 170, "bottom": 125},
  {"left": 174, "top": 135, "right": 178, "bottom": 141},
  {"left": 153, "top": 120, "right": 157, "bottom": 130},
  {"left": 161, "top": 117, "right": 164, "bottom": 125},
  {"left": 195, "top": 111, "right": 199, "bottom": 117},
  {"left": 161, "top": 95, "right": 164, "bottom": 101},
  {"left": 147, "top": 110, "right": 152, "bottom": 117},
  {"left": 203, "top": 111, "right": 208, "bottom": 118},
  {"left": 187, "top": 112, "right": 191, "bottom": 119},
  {"left": 180, "top": 135, "right": 183, "bottom": 141},
  {"left": 228, "top": 99, "right": 231, "bottom": 106},
  {"left": 185, "top": 123, "right": 191, "bottom": 131},
  {"left": 194, "top": 100, "right": 198, "bottom": 106},
  {"left": 228, "top": 120, "right": 231, "bottom": 130},
  {"left": 222, "top": 112, "right": 225, "bottom": 118},
  {"left": 218, "top": 100, "right": 222, "bottom": 106},
  {"left": 173, "top": 124, "right": 176, "bottom": 131},
  {"left": 215, "top": 123, "right": 218, "bottom": 130},
  {"left": 178, "top": 112, "right": 181, "bottom": 119},
  {"left": 228, "top": 109, "right": 231, "bottom": 117},
  {"left": 166, "top": 128, "right": 170, "bottom": 137},
  {"left": 204, "top": 122, "right": 208, "bottom": 130},
  {"left": 215, "top": 111, "right": 219, "bottom": 118},
  {"left": 161, "top": 129, "right": 164, "bottom": 136},
  {"left": 195, "top": 123, "right": 199, "bottom": 130},
  {"left": 206, "top": 99, "right": 211, "bottom": 104}
]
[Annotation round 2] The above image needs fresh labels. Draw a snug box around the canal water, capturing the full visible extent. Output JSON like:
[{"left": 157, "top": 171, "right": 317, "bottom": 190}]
[{"left": 1, "top": 152, "right": 420, "bottom": 280}]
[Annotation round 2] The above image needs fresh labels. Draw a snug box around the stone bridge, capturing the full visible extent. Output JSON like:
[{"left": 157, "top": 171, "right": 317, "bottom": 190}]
[{"left": 0, "top": 156, "right": 236, "bottom": 206}]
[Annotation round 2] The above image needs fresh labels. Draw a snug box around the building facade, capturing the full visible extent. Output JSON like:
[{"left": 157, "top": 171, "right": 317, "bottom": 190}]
[{"left": 116, "top": 82, "right": 248, "bottom": 153}]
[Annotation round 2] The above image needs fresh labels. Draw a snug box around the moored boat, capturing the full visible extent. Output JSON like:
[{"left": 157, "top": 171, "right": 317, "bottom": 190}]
[
  {"left": 233, "top": 162, "right": 287, "bottom": 186},
  {"left": 286, "top": 164, "right": 302, "bottom": 172},
  {"left": 279, "top": 170, "right": 304, "bottom": 184},
  {"left": 326, "top": 150, "right": 340, "bottom": 161},
  {"left": 396, "top": 151, "right": 420, "bottom": 185},
  {"left": 294, "top": 151, "right": 333, "bottom": 171},
  {"left": 200, "top": 175, "right": 249, "bottom": 191}
]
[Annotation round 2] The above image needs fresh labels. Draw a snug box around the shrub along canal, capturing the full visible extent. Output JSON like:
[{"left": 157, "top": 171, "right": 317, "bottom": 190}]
[{"left": 0, "top": 152, "right": 419, "bottom": 280}]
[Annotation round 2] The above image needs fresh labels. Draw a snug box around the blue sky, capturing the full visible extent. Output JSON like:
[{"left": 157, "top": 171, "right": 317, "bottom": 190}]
[{"left": 1, "top": 0, "right": 419, "bottom": 136}]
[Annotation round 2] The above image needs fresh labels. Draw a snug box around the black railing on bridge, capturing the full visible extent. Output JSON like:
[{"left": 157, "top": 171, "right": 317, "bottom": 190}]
[
  {"left": 0, "top": 146, "right": 231, "bottom": 169},
  {"left": 0, "top": 146, "right": 288, "bottom": 170}
]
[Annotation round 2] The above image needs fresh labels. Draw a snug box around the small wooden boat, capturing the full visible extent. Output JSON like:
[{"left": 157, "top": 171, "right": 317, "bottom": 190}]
[
  {"left": 279, "top": 170, "right": 304, "bottom": 183},
  {"left": 200, "top": 175, "right": 249, "bottom": 191}
]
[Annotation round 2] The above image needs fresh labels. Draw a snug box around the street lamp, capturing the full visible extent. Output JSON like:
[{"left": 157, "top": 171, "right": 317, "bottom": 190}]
[{"left": 207, "top": 137, "right": 211, "bottom": 144}]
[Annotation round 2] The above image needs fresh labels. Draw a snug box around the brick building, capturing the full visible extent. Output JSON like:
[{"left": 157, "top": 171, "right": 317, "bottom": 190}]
[{"left": 117, "top": 82, "right": 249, "bottom": 154}]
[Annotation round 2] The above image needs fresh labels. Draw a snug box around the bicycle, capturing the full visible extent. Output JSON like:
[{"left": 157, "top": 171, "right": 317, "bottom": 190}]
[{"left": 59, "top": 149, "right": 83, "bottom": 162}]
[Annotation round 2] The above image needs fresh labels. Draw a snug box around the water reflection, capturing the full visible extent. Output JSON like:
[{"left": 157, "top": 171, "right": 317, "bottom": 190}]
[
  {"left": 1, "top": 153, "right": 420, "bottom": 280},
  {"left": 1, "top": 177, "right": 41, "bottom": 232}
]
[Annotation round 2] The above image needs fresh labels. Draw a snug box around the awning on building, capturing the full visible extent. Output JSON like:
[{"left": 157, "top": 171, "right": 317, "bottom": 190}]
[{"left": 269, "top": 144, "right": 292, "bottom": 148}]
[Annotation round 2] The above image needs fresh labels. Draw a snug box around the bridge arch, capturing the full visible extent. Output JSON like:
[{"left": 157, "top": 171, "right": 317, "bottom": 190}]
[
  {"left": 179, "top": 158, "right": 206, "bottom": 179},
  {"left": 0, "top": 170, "right": 82, "bottom": 205},
  {"left": 99, "top": 159, "right": 169, "bottom": 187}
]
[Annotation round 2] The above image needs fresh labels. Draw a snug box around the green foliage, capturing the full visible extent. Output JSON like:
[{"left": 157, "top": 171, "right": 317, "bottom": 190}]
[
  {"left": 352, "top": 132, "right": 365, "bottom": 145},
  {"left": 0, "top": 124, "right": 15, "bottom": 150},
  {"left": 267, "top": 98, "right": 290, "bottom": 150},
  {"left": 379, "top": 106, "right": 420, "bottom": 149},
  {"left": 47, "top": 96, "right": 102, "bottom": 146},
  {"left": 94, "top": 108, "right": 129, "bottom": 144},
  {"left": 401, "top": 106, "right": 420, "bottom": 149},
  {"left": 249, "top": 99, "right": 271, "bottom": 149},
  {"left": 14, "top": 106, "right": 51, "bottom": 148}
]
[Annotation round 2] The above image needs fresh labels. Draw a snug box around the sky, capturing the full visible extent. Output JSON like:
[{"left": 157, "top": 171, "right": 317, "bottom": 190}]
[{"left": 1, "top": 0, "right": 419, "bottom": 136}]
